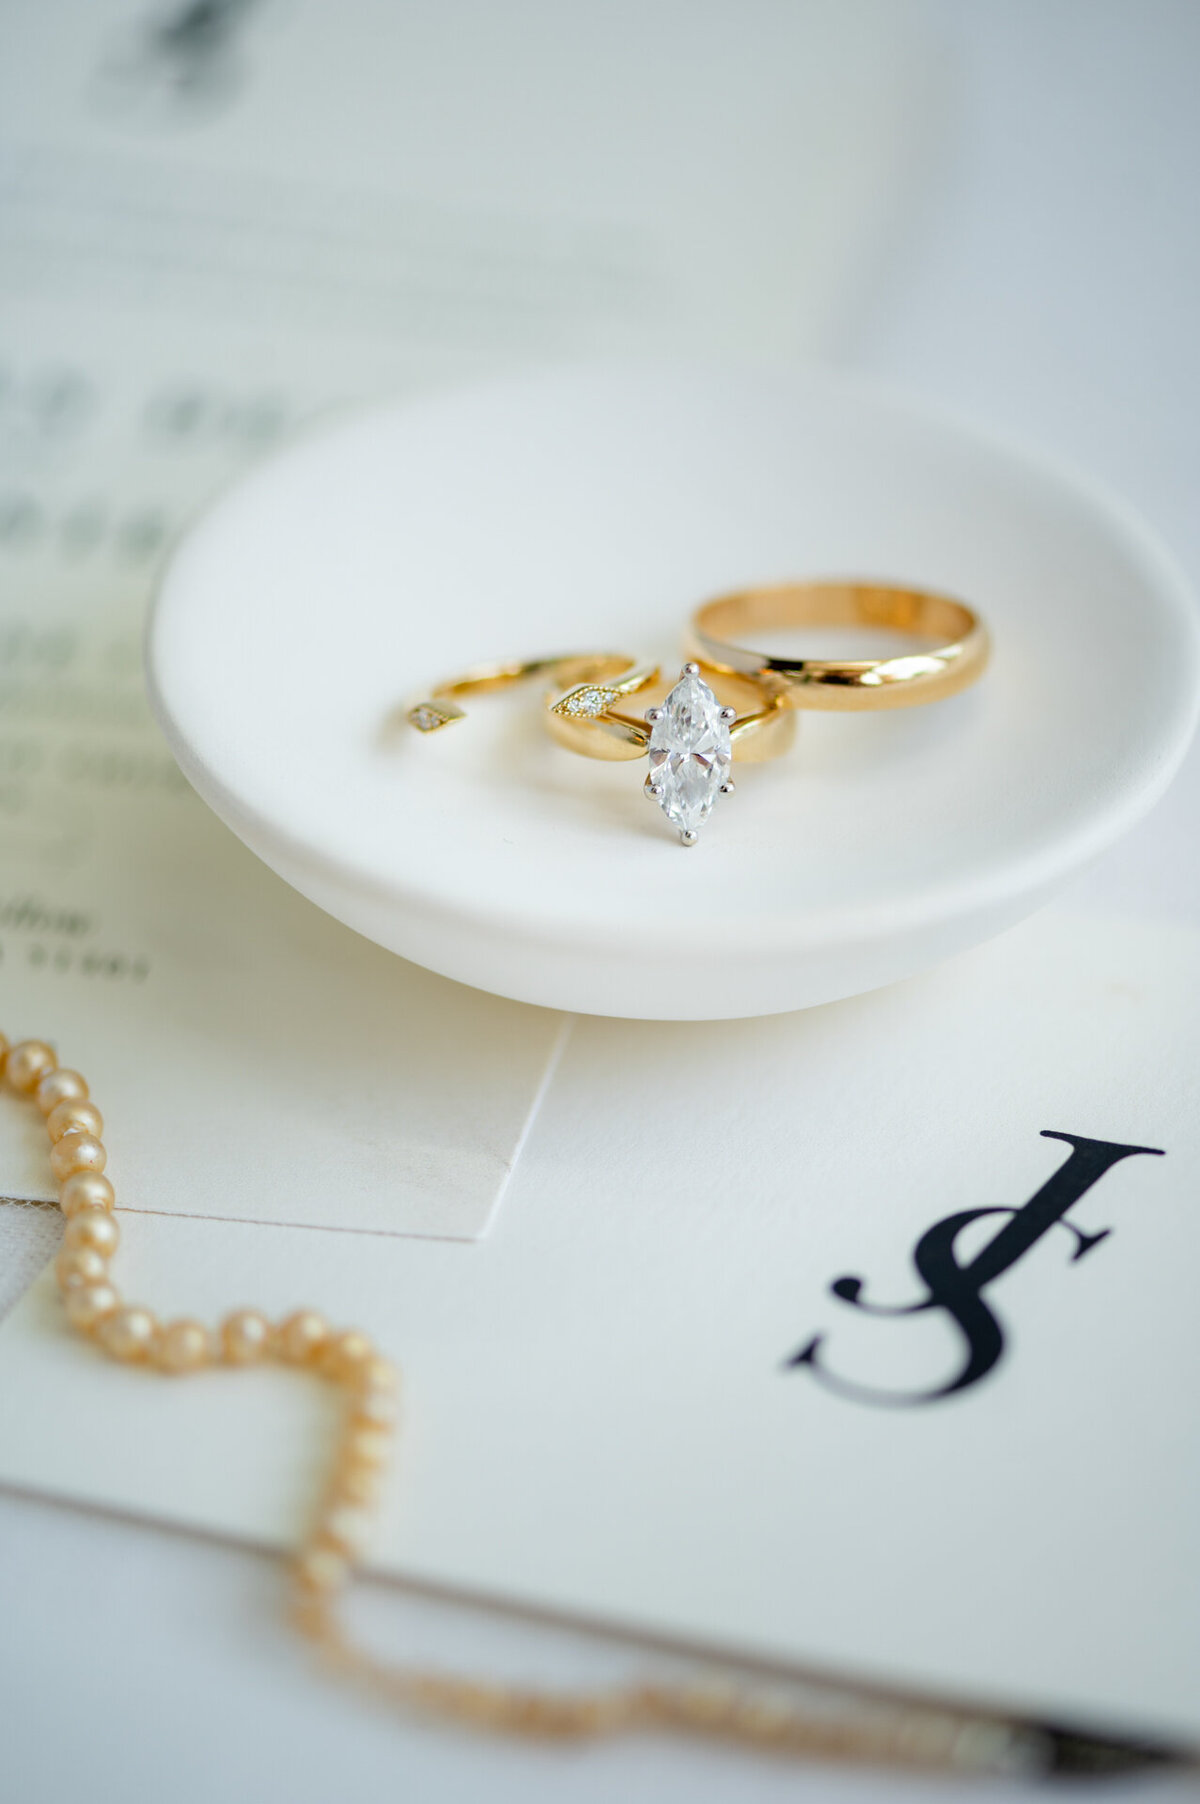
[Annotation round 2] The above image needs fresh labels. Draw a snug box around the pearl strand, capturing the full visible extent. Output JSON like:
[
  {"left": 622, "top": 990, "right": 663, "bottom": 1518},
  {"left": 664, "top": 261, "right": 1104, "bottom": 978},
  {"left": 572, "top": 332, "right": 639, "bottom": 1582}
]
[
  {"left": 0, "top": 1032, "right": 399, "bottom": 1654},
  {"left": 0, "top": 1029, "right": 1041, "bottom": 1773}
]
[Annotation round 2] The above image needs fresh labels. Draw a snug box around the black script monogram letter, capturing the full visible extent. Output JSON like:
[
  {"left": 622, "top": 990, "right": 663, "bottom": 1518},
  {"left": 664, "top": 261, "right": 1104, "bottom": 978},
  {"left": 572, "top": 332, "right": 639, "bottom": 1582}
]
[{"left": 787, "top": 1131, "right": 1163, "bottom": 1406}]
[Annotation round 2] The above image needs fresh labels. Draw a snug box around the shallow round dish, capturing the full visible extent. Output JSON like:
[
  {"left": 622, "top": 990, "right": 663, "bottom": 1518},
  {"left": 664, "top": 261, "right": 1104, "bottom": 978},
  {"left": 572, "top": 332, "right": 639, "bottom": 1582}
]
[{"left": 148, "top": 364, "right": 1199, "bottom": 1019}]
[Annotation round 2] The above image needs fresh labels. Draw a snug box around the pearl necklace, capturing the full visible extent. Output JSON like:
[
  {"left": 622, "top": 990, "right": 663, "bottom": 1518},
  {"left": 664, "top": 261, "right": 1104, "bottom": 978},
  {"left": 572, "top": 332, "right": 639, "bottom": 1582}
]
[{"left": 2, "top": 1029, "right": 1043, "bottom": 1773}]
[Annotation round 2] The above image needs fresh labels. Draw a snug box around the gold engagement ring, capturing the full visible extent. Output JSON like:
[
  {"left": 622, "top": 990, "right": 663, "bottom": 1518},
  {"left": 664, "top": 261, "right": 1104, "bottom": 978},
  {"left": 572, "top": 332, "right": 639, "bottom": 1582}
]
[
  {"left": 547, "top": 662, "right": 793, "bottom": 845},
  {"left": 405, "top": 652, "right": 659, "bottom": 735},
  {"left": 406, "top": 654, "right": 793, "bottom": 846}
]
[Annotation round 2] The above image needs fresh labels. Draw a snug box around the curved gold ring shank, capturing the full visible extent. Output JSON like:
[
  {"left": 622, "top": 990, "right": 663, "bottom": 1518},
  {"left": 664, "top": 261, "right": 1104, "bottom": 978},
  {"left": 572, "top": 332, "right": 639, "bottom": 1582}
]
[
  {"left": 546, "top": 667, "right": 795, "bottom": 763},
  {"left": 407, "top": 653, "right": 657, "bottom": 734},
  {"left": 686, "top": 581, "right": 989, "bottom": 711}
]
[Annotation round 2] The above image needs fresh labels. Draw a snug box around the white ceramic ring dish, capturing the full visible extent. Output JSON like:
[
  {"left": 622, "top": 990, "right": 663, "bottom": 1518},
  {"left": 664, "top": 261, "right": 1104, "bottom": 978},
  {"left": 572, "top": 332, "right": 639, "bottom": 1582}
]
[{"left": 148, "top": 364, "right": 1200, "bottom": 1020}]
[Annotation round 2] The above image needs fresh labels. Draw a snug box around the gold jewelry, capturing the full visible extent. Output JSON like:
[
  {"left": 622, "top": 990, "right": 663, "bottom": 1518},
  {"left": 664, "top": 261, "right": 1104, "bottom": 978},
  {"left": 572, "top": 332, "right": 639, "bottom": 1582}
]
[
  {"left": 406, "top": 653, "right": 657, "bottom": 734},
  {"left": 687, "top": 580, "right": 989, "bottom": 710},
  {"left": 2, "top": 1028, "right": 1042, "bottom": 1771},
  {"left": 548, "top": 662, "right": 795, "bottom": 845}
]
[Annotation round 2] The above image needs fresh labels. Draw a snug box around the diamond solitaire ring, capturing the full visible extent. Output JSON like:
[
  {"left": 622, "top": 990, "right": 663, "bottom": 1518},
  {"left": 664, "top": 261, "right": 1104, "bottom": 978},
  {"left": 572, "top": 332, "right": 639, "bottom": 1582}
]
[
  {"left": 547, "top": 663, "right": 794, "bottom": 845},
  {"left": 686, "top": 580, "right": 989, "bottom": 710},
  {"left": 403, "top": 651, "right": 790, "bottom": 846}
]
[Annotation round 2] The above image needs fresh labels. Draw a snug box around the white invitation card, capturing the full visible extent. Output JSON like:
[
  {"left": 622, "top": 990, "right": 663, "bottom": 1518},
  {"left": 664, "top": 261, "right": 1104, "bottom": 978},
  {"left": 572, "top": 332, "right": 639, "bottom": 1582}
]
[{"left": 1, "top": 908, "right": 1196, "bottom": 1742}]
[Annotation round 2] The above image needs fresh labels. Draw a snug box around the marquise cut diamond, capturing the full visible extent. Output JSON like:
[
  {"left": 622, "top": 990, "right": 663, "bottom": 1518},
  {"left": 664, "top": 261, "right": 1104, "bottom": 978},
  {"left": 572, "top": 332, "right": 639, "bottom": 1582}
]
[{"left": 647, "top": 670, "right": 732, "bottom": 841}]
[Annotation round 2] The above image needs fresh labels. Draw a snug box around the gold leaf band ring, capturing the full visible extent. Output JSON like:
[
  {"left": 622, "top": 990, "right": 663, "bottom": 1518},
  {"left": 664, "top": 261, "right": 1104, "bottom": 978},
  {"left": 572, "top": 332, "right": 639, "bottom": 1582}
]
[{"left": 406, "top": 653, "right": 658, "bottom": 734}]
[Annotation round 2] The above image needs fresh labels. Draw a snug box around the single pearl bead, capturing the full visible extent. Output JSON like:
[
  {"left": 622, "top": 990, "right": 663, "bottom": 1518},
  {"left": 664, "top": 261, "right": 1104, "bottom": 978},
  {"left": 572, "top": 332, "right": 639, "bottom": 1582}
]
[
  {"left": 342, "top": 1425, "right": 392, "bottom": 1469},
  {"left": 36, "top": 1067, "right": 88, "bottom": 1115},
  {"left": 55, "top": 1247, "right": 109, "bottom": 1291},
  {"left": 221, "top": 1309, "right": 272, "bottom": 1365},
  {"left": 46, "top": 1098, "right": 104, "bottom": 1143},
  {"left": 352, "top": 1356, "right": 399, "bottom": 1396},
  {"left": 278, "top": 1310, "right": 330, "bottom": 1364},
  {"left": 352, "top": 1389, "right": 398, "bottom": 1428},
  {"left": 321, "top": 1504, "right": 372, "bottom": 1555},
  {"left": 63, "top": 1209, "right": 119, "bottom": 1258},
  {"left": 294, "top": 1546, "right": 348, "bottom": 1594},
  {"left": 6, "top": 1039, "right": 56, "bottom": 1094},
  {"left": 64, "top": 1281, "right": 119, "bottom": 1328},
  {"left": 350, "top": 1362, "right": 402, "bottom": 1430},
  {"left": 320, "top": 1329, "right": 374, "bottom": 1380},
  {"left": 290, "top": 1595, "right": 329, "bottom": 1639},
  {"left": 332, "top": 1465, "right": 379, "bottom": 1507},
  {"left": 156, "top": 1319, "right": 212, "bottom": 1373},
  {"left": 49, "top": 1131, "right": 106, "bottom": 1181},
  {"left": 97, "top": 1305, "right": 158, "bottom": 1362},
  {"left": 59, "top": 1172, "right": 115, "bottom": 1217}
]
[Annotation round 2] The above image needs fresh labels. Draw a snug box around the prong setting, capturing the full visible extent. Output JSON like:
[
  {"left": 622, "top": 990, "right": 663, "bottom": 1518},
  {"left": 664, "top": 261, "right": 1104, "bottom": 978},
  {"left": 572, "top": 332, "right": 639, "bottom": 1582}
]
[
  {"left": 719, "top": 706, "right": 737, "bottom": 725},
  {"left": 642, "top": 668, "right": 734, "bottom": 845},
  {"left": 719, "top": 780, "right": 735, "bottom": 796}
]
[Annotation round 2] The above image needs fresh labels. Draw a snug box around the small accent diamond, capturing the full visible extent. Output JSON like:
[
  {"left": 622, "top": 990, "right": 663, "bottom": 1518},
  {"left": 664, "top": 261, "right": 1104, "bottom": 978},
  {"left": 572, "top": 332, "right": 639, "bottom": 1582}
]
[
  {"left": 553, "top": 685, "right": 620, "bottom": 720},
  {"left": 408, "top": 703, "right": 455, "bottom": 732}
]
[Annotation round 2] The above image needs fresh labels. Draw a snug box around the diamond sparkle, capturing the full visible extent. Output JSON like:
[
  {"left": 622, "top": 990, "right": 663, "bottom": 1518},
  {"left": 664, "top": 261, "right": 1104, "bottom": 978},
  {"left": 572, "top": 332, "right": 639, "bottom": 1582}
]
[
  {"left": 407, "top": 702, "right": 459, "bottom": 732},
  {"left": 552, "top": 684, "right": 621, "bottom": 720},
  {"left": 646, "top": 669, "right": 732, "bottom": 843}
]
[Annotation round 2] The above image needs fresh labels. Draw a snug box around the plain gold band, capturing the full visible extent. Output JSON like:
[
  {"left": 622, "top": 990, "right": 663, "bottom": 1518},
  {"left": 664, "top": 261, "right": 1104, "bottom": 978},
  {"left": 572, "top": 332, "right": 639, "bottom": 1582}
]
[{"left": 686, "top": 580, "right": 989, "bottom": 711}]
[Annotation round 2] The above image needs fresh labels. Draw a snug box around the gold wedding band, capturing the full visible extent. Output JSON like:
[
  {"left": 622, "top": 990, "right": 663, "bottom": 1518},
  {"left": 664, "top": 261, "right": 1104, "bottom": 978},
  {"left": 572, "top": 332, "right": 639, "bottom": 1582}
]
[{"left": 686, "top": 580, "right": 989, "bottom": 710}]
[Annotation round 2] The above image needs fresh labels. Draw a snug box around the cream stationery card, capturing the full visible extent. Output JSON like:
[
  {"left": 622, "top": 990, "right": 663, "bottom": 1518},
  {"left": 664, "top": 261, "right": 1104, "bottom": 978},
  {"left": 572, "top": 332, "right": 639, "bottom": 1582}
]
[
  {"left": 0, "top": 816, "right": 566, "bottom": 1240},
  {"left": 0, "top": 909, "right": 1196, "bottom": 1740}
]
